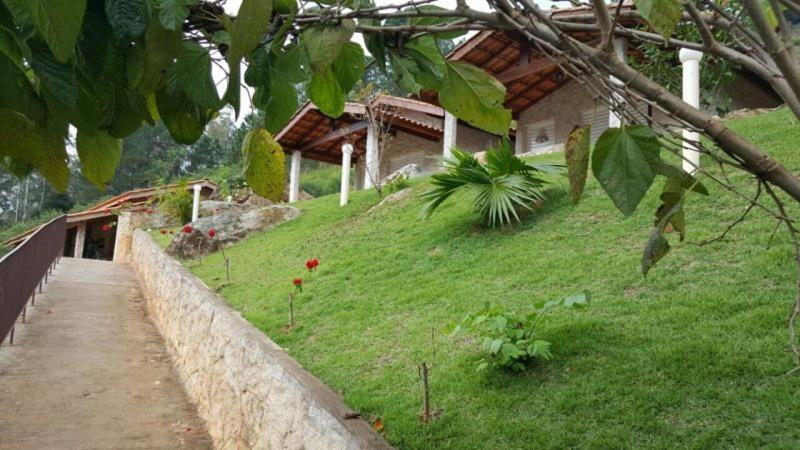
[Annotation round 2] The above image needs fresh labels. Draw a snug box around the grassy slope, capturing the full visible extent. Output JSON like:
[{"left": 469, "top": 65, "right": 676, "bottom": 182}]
[{"left": 180, "top": 109, "right": 800, "bottom": 449}]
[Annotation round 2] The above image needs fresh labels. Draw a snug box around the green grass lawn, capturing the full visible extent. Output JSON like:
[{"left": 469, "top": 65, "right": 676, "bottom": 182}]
[{"left": 178, "top": 108, "right": 800, "bottom": 449}]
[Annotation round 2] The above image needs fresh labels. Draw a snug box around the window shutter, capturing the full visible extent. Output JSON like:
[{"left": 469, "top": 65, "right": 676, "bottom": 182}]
[
  {"left": 580, "top": 107, "right": 609, "bottom": 143},
  {"left": 526, "top": 120, "right": 555, "bottom": 154}
]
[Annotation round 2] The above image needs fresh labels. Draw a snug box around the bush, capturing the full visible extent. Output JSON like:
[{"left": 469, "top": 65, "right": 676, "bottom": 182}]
[
  {"left": 242, "top": 129, "right": 285, "bottom": 201},
  {"left": 158, "top": 181, "right": 193, "bottom": 224},
  {"left": 445, "top": 291, "right": 590, "bottom": 372},
  {"left": 419, "top": 142, "right": 562, "bottom": 227},
  {"left": 301, "top": 165, "right": 344, "bottom": 197},
  {"left": 383, "top": 173, "right": 411, "bottom": 194}
]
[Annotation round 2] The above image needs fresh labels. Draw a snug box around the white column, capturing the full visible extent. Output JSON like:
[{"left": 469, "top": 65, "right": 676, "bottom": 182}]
[
  {"left": 354, "top": 158, "right": 366, "bottom": 191},
  {"left": 113, "top": 212, "right": 133, "bottom": 263},
  {"left": 191, "top": 184, "right": 202, "bottom": 222},
  {"left": 340, "top": 143, "right": 353, "bottom": 206},
  {"left": 289, "top": 150, "right": 301, "bottom": 203},
  {"left": 680, "top": 48, "right": 703, "bottom": 174},
  {"left": 364, "top": 123, "right": 379, "bottom": 189},
  {"left": 442, "top": 111, "right": 458, "bottom": 159},
  {"left": 74, "top": 222, "right": 86, "bottom": 259},
  {"left": 609, "top": 37, "right": 628, "bottom": 128}
]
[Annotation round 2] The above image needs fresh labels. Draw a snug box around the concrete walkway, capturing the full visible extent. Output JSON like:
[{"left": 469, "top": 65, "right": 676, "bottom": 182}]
[{"left": 0, "top": 258, "right": 211, "bottom": 449}]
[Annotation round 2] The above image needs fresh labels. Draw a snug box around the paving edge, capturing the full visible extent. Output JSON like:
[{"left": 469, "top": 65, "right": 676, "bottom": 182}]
[{"left": 131, "top": 230, "right": 391, "bottom": 450}]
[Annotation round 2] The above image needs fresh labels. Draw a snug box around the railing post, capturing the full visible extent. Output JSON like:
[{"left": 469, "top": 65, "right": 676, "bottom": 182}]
[
  {"left": 31, "top": 292, "right": 35, "bottom": 306},
  {"left": 39, "top": 280, "right": 42, "bottom": 294},
  {"left": 9, "top": 325, "right": 14, "bottom": 345},
  {"left": 21, "top": 305, "right": 26, "bottom": 323}
]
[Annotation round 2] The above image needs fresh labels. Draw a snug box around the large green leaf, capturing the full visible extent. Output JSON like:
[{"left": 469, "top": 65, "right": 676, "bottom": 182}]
[
  {"left": 404, "top": 36, "right": 446, "bottom": 90},
  {"left": 654, "top": 177, "right": 686, "bottom": 240},
  {"left": 138, "top": 15, "right": 180, "bottom": 94},
  {"left": 634, "top": 0, "right": 681, "bottom": 39},
  {"left": 28, "top": 0, "right": 87, "bottom": 62},
  {"left": 0, "top": 108, "right": 69, "bottom": 190},
  {"left": 228, "top": 0, "right": 272, "bottom": 63},
  {"left": 155, "top": 85, "right": 212, "bottom": 144},
  {"left": 0, "top": 52, "right": 46, "bottom": 123},
  {"left": 106, "top": 87, "right": 151, "bottom": 137},
  {"left": 438, "top": 61, "right": 511, "bottom": 136},
  {"left": 591, "top": 125, "right": 661, "bottom": 216},
  {"left": 29, "top": 40, "right": 78, "bottom": 132},
  {"left": 105, "top": 0, "right": 148, "bottom": 40},
  {"left": 332, "top": 42, "right": 365, "bottom": 93},
  {"left": 564, "top": 125, "right": 590, "bottom": 205},
  {"left": 1, "top": 157, "right": 34, "bottom": 179},
  {"left": 262, "top": 71, "right": 298, "bottom": 133},
  {"left": 390, "top": 52, "right": 423, "bottom": 95},
  {"left": 74, "top": 73, "right": 115, "bottom": 131},
  {"left": 301, "top": 20, "right": 355, "bottom": 75},
  {"left": 157, "top": 0, "right": 197, "bottom": 30},
  {"left": 272, "top": 43, "right": 308, "bottom": 84},
  {"left": 642, "top": 227, "right": 670, "bottom": 276},
  {"left": 76, "top": 129, "right": 122, "bottom": 190},
  {"left": 176, "top": 40, "right": 220, "bottom": 108},
  {"left": 308, "top": 69, "right": 345, "bottom": 117},
  {"left": 224, "top": 60, "right": 241, "bottom": 117}
]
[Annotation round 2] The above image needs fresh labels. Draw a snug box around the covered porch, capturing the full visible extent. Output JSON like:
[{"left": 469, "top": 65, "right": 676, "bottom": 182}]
[{"left": 275, "top": 95, "right": 510, "bottom": 206}]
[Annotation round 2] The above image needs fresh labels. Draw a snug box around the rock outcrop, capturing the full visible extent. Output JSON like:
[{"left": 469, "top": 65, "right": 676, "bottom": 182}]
[
  {"left": 166, "top": 204, "right": 300, "bottom": 259},
  {"left": 381, "top": 163, "right": 426, "bottom": 186}
]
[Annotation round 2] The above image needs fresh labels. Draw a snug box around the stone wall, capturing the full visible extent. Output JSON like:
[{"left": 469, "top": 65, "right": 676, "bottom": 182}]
[{"left": 130, "top": 230, "right": 391, "bottom": 450}]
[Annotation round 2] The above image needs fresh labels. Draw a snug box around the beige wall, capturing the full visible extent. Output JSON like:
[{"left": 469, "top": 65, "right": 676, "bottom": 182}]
[
  {"left": 376, "top": 124, "right": 505, "bottom": 179},
  {"left": 455, "top": 124, "right": 505, "bottom": 153},
  {"left": 130, "top": 231, "right": 390, "bottom": 450},
  {"left": 516, "top": 81, "right": 596, "bottom": 155},
  {"left": 379, "top": 130, "right": 441, "bottom": 177}
]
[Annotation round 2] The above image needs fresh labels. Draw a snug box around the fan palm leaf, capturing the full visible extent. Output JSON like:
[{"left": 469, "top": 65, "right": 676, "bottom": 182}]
[{"left": 419, "top": 142, "right": 558, "bottom": 227}]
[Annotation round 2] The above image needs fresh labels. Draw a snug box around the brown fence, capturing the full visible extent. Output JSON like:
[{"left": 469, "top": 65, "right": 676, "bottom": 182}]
[{"left": 0, "top": 215, "right": 66, "bottom": 344}]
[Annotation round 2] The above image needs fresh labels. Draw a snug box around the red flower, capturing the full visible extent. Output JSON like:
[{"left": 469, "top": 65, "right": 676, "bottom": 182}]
[
  {"left": 145, "top": 207, "right": 154, "bottom": 214},
  {"left": 208, "top": 228, "right": 216, "bottom": 238},
  {"left": 160, "top": 229, "right": 168, "bottom": 234},
  {"left": 305, "top": 257, "right": 319, "bottom": 271},
  {"left": 182, "top": 224, "right": 193, "bottom": 234},
  {"left": 293, "top": 278, "right": 302, "bottom": 287},
  {"left": 101, "top": 224, "right": 111, "bottom": 232},
  {"left": 103, "top": 208, "right": 111, "bottom": 214}
]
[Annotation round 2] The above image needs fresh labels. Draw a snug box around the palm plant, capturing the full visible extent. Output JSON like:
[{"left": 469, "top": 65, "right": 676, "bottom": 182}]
[{"left": 419, "top": 143, "right": 561, "bottom": 227}]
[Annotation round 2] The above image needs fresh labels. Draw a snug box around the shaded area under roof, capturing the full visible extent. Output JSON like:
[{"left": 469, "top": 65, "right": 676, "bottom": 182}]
[{"left": 275, "top": 95, "right": 452, "bottom": 165}]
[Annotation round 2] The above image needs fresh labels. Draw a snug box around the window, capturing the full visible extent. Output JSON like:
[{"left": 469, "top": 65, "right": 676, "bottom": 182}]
[
  {"left": 580, "top": 107, "right": 610, "bottom": 143},
  {"left": 389, "top": 151, "right": 425, "bottom": 173},
  {"left": 526, "top": 119, "right": 555, "bottom": 154}
]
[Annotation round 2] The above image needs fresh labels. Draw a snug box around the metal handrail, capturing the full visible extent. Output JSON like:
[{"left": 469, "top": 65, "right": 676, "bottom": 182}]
[{"left": 0, "top": 215, "right": 66, "bottom": 344}]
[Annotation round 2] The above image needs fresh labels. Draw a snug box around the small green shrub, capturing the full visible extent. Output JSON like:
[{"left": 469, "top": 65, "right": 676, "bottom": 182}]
[
  {"left": 158, "top": 181, "right": 193, "bottom": 224},
  {"left": 242, "top": 129, "right": 285, "bottom": 201},
  {"left": 383, "top": 173, "right": 411, "bottom": 194},
  {"left": 419, "top": 142, "right": 562, "bottom": 227},
  {"left": 445, "top": 291, "right": 590, "bottom": 372}
]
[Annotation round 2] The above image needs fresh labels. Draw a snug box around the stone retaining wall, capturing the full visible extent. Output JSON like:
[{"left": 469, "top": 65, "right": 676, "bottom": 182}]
[{"left": 130, "top": 230, "right": 390, "bottom": 450}]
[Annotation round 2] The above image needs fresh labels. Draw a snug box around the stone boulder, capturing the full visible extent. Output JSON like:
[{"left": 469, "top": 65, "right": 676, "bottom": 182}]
[
  {"left": 367, "top": 188, "right": 412, "bottom": 214},
  {"left": 199, "top": 200, "right": 237, "bottom": 217},
  {"left": 381, "top": 163, "right": 426, "bottom": 186},
  {"left": 166, "top": 229, "right": 223, "bottom": 260},
  {"left": 166, "top": 204, "right": 301, "bottom": 259}
]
